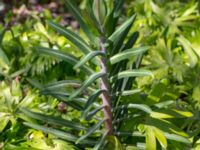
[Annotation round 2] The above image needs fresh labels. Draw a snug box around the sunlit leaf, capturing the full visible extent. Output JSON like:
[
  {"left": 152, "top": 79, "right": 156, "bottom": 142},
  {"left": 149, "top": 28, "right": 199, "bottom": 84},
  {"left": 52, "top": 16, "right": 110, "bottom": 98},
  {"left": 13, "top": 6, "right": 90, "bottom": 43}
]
[
  {"left": 110, "top": 47, "right": 149, "bottom": 64},
  {"left": 153, "top": 127, "right": 167, "bottom": 149},
  {"left": 146, "top": 126, "right": 156, "bottom": 150}
]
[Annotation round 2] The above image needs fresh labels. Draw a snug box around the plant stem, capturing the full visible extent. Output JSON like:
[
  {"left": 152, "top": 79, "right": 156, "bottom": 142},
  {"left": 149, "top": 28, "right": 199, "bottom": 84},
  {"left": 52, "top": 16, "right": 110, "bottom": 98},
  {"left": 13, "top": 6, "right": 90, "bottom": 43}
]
[{"left": 100, "top": 37, "right": 113, "bottom": 135}]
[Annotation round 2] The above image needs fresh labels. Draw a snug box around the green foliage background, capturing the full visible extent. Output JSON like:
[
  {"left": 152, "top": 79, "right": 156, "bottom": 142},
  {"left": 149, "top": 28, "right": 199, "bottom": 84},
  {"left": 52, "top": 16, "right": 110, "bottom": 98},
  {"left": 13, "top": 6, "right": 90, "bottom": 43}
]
[{"left": 0, "top": 0, "right": 200, "bottom": 149}]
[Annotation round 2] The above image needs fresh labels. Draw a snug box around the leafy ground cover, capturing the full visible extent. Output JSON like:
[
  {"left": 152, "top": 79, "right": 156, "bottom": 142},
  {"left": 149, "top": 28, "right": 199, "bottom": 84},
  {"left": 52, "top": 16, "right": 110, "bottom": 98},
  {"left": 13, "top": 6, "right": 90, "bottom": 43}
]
[{"left": 0, "top": 0, "right": 200, "bottom": 150}]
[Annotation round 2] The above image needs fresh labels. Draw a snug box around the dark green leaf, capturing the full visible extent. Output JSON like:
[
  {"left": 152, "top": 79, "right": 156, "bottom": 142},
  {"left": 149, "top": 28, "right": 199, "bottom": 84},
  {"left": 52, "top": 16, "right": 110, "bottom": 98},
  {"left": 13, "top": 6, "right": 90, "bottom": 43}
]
[
  {"left": 108, "top": 14, "right": 136, "bottom": 55},
  {"left": 93, "top": 130, "right": 109, "bottom": 150},
  {"left": 20, "top": 108, "right": 87, "bottom": 131},
  {"left": 74, "top": 51, "right": 105, "bottom": 69},
  {"left": 69, "top": 72, "right": 106, "bottom": 100},
  {"left": 76, "top": 120, "right": 105, "bottom": 144},
  {"left": 23, "top": 122, "right": 96, "bottom": 145},
  {"left": 86, "top": 106, "right": 105, "bottom": 120},
  {"left": 64, "top": 0, "right": 96, "bottom": 42},
  {"left": 36, "top": 47, "right": 94, "bottom": 75}
]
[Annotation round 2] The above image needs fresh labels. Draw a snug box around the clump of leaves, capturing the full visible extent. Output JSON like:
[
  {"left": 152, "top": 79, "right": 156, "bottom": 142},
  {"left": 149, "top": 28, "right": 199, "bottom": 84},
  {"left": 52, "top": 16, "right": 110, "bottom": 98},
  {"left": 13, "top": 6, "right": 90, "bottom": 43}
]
[{"left": 22, "top": 0, "right": 193, "bottom": 149}]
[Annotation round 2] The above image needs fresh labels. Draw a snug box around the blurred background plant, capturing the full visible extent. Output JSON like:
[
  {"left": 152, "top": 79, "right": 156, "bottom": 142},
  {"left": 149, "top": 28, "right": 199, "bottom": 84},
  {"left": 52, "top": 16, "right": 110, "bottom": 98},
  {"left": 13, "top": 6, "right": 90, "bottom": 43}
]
[{"left": 0, "top": 0, "right": 200, "bottom": 150}]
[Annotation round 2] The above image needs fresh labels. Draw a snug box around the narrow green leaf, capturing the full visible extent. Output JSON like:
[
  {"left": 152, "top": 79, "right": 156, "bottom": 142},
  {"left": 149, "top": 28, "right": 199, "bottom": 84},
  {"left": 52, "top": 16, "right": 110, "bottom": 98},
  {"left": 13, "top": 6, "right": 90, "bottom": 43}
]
[
  {"left": 111, "top": 69, "right": 153, "bottom": 81},
  {"left": 113, "top": 104, "right": 152, "bottom": 114},
  {"left": 43, "top": 80, "right": 81, "bottom": 90},
  {"left": 146, "top": 126, "right": 156, "bottom": 150},
  {"left": 74, "top": 51, "right": 105, "bottom": 69},
  {"left": 76, "top": 120, "right": 105, "bottom": 144},
  {"left": 124, "top": 31, "right": 139, "bottom": 49},
  {"left": 81, "top": 89, "right": 106, "bottom": 119},
  {"left": 153, "top": 127, "right": 167, "bottom": 149},
  {"left": 164, "top": 132, "right": 191, "bottom": 144},
  {"left": 108, "top": 14, "right": 136, "bottom": 54},
  {"left": 114, "top": 131, "right": 144, "bottom": 137},
  {"left": 93, "top": 130, "right": 109, "bottom": 150},
  {"left": 86, "top": 106, "right": 105, "bottom": 120},
  {"left": 146, "top": 118, "right": 188, "bottom": 137},
  {"left": 36, "top": 47, "right": 94, "bottom": 75},
  {"left": 41, "top": 91, "right": 70, "bottom": 96},
  {"left": 20, "top": 108, "right": 87, "bottom": 131},
  {"left": 26, "top": 78, "right": 43, "bottom": 89},
  {"left": 4, "top": 144, "right": 40, "bottom": 150},
  {"left": 0, "top": 47, "right": 9, "bottom": 66},
  {"left": 48, "top": 94, "right": 84, "bottom": 111},
  {"left": 177, "top": 36, "right": 198, "bottom": 67},
  {"left": 10, "top": 65, "right": 31, "bottom": 78},
  {"left": 48, "top": 21, "right": 92, "bottom": 54},
  {"left": 110, "top": 47, "right": 149, "bottom": 64},
  {"left": 0, "top": 29, "right": 6, "bottom": 44},
  {"left": 69, "top": 72, "right": 106, "bottom": 100},
  {"left": 154, "top": 100, "right": 174, "bottom": 108},
  {"left": 114, "top": 89, "right": 141, "bottom": 96},
  {"left": 84, "top": 89, "right": 106, "bottom": 109},
  {"left": 23, "top": 122, "right": 96, "bottom": 145},
  {"left": 150, "top": 110, "right": 193, "bottom": 119},
  {"left": 64, "top": 0, "right": 96, "bottom": 42}
]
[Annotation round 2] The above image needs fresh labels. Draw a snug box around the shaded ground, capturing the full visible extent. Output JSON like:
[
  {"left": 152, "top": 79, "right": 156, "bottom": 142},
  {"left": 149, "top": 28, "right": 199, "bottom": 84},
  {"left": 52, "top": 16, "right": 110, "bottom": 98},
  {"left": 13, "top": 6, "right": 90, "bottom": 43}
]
[{"left": 0, "top": 0, "right": 78, "bottom": 28}]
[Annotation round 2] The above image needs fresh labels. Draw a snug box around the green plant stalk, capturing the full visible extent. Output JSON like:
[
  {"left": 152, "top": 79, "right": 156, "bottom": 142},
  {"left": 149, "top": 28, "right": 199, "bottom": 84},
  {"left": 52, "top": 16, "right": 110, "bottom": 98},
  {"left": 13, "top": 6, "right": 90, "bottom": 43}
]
[{"left": 100, "top": 37, "right": 113, "bottom": 135}]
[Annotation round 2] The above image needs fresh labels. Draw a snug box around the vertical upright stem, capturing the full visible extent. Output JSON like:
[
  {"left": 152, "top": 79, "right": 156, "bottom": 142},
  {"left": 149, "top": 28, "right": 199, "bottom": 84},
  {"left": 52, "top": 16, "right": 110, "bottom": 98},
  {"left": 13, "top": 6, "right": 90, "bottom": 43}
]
[{"left": 100, "top": 37, "right": 113, "bottom": 135}]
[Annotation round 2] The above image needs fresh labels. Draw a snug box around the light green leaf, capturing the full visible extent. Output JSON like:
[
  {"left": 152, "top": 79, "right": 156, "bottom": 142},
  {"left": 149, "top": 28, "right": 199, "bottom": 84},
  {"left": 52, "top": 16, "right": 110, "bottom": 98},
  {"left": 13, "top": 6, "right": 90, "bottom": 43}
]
[
  {"left": 146, "top": 126, "right": 156, "bottom": 150},
  {"left": 42, "top": 80, "right": 81, "bottom": 90},
  {"left": 76, "top": 120, "right": 105, "bottom": 144},
  {"left": 74, "top": 51, "right": 105, "bottom": 69},
  {"left": 48, "top": 21, "right": 92, "bottom": 54},
  {"left": 110, "top": 47, "right": 149, "bottom": 64},
  {"left": 113, "top": 104, "right": 152, "bottom": 114},
  {"left": 164, "top": 132, "right": 191, "bottom": 144},
  {"left": 69, "top": 72, "right": 106, "bottom": 100},
  {"left": 153, "top": 127, "right": 167, "bottom": 149},
  {"left": 34, "top": 22, "right": 50, "bottom": 39},
  {"left": 0, "top": 47, "right": 9, "bottom": 66},
  {"left": 106, "top": 136, "right": 124, "bottom": 150},
  {"left": 177, "top": 36, "right": 198, "bottom": 67},
  {"left": 150, "top": 112, "right": 174, "bottom": 119},
  {"left": 172, "top": 109, "right": 193, "bottom": 118},
  {"left": 36, "top": 47, "right": 94, "bottom": 75},
  {"left": 114, "top": 89, "right": 141, "bottom": 96},
  {"left": 111, "top": 69, "right": 153, "bottom": 81},
  {"left": 0, "top": 114, "right": 10, "bottom": 132}
]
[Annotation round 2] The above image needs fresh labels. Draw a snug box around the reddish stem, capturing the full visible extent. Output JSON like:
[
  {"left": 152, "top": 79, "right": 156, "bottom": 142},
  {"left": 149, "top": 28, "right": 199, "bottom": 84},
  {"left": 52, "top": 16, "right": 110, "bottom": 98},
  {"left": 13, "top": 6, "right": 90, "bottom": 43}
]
[{"left": 100, "top": 37, "right": 113, "bottom": 135}]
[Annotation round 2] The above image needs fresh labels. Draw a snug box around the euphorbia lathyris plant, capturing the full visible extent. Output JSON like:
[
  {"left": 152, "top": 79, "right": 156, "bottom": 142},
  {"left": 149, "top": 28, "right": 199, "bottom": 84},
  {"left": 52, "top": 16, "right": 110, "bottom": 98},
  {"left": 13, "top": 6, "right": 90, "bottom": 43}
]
[{"left": 21, "top": 0, "right": 193, "bottom": 149}]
